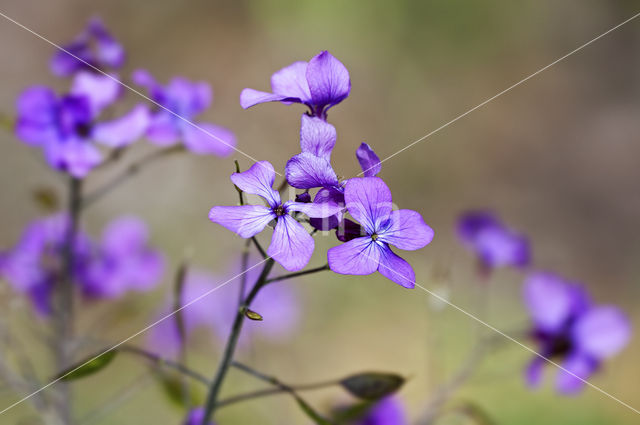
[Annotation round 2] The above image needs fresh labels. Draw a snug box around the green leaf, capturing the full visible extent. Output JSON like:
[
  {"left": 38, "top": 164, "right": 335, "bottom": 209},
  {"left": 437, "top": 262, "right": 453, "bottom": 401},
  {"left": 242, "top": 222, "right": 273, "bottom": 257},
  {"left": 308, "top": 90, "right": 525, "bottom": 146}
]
[
  {"left": 339, "top": 372, "right": 405, "bottom": 400},
  {"left": 245, "top": 309, "right": 263, "bottom": 321},
  {"left": 58, "top": 351, "right": 118, "bottom": 381},
  {"left": 294, "top": 394, "right": 334, "bottom": 425},
  {"left": 154, "top": 369, "right": 203, "bottom": 409}
]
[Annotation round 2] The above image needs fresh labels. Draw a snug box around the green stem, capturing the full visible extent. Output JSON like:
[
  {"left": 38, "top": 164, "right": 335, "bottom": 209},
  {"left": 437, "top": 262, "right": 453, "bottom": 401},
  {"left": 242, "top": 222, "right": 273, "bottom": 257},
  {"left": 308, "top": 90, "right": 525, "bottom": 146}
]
[
  {"left": 119, "top": 346, "right": 210, "bottom": 386},
  {"left": 265, "top": 263, "right": 329, "bottom": 284}
]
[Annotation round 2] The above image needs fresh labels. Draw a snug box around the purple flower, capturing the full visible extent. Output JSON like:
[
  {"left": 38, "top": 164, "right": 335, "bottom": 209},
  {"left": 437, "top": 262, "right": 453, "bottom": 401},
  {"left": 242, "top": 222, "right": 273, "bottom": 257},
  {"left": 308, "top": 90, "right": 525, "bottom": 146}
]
[
  {"left": 183, "top": 408, "right": 214, "bottom": 425},
  {"left": 208, "top": 161, "right": 341, "bottom": 271},
  {"left": 81, "top": 216, "right": 164, "bottom": 299},
  {"left": 148, "top": 265, "right": 299, "bottom": 357},
  {"left": 0, "top": 214, "right": 90, "bottom": 316},
  {"left": 15, "top": 74, "right": 149, "bottom": 177},
  {"left": 327, "top": 177, "right": 434, "bottom": 288},
  {"left": 457, "top": 211, "right": 530, "bottom": 269},
  {"left": 132, "top": 70, "right": 236, "bottom": 156},
  {"left": 240, "top": 51, "right": 350, "bottom": 119},
  {"left": 523, "top": 272, "right": 631, "bottom": 395},
  {"left": 51, "top": 18, "right": 125, "bottom": 77},
  {"left": 356, "top": 396, "right": 408, "bottom": 425}
]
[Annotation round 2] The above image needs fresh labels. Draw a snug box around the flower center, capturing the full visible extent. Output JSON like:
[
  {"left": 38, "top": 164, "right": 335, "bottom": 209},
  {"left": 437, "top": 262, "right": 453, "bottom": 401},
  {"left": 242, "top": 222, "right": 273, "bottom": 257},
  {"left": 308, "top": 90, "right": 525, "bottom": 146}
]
[
  {"left": 274, "top": 205, "right": 286, "bottom": 216},
  {"left": 371, "top": 233, "right": 379, "bottom": 241}
]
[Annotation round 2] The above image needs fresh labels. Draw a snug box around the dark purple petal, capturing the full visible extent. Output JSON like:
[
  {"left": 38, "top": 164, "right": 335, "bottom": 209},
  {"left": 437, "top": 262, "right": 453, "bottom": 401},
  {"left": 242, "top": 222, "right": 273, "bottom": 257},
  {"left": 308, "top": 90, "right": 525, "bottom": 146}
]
[
  {"left": 50, "top": 41, "right": 92, "bottom": 76},
  {"left": 555, "top": 353, "right": 598, "bottom": 395},
  {"left": 377, "top": 244, "right": 415, "bottom": 288},
  {"left": 378, "top": 209, "right": 434, "bottom": 251},
  {"left": 70, "top": 71, "right": 121, "bottom": 115},
  {"left": 457, "top": 211, "right": 498, "bottom": 243},
  {"left": 336, "top": 218, "right": 366, "bottom": 242},
  {"left": 284, "top": 200, "right": 342, "bottom": 218},
  {"left": 344, "top": 177, "right": 393, "bottom": 234},
  {"left": 299, "top": 114, "right": 336, "bottom": 158},
  {"left": 93, "top": 104, "right": 150, "bottom": 147},
  {"left": 327, "top": 237, "right": 380, "bottom": 276},
  {"left": 270, "top": 61, "right": 311, "bottom": 100},
  {"left": 356, "top": 142, "right": 381, "bottom": 177},
  {"left": 285, "top": 153, "right": 339, "bottom": 189},
  {"left": 523, "top": 272, "right": 574, "bottom": 333},
  {"left": 230, "top": 161, "right": 280, "bottom": 208},
  {"left": 356, "top": 396, "right": 408, "bottom": 425},
  {"left": 239, "top": 89, "right": 295, "bottom": 109},
  {"left": 15, "top": 87, "right": 59, "bottom": 146},
  {"left": 295, "top": 192, "right": 312, "bottom": 203},
  {"left": 208, "top": 205, "right": 274, "bottom": 238},
  {"left": 182, "top": 122, "right": 236, "bottom": 157},
  {"left": 306, "top": 51, "right": 350, "bottom": 111},
  {"left": 573, "top": 306, "right": 631, "bottom": 360},
  {"left": 268, "top": 215, "right": 314, "bottom": 271}
]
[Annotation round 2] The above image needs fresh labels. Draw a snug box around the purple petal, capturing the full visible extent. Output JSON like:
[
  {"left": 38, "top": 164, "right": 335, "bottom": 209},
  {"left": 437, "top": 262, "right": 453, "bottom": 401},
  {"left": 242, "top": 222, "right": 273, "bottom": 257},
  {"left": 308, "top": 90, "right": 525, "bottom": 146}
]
[
  {"left": 230, "top": 161, "right": 280, "bottom": 208},
  {"left": 208, "top": 205, "right": 274, "bottom": 238},
  {"left": 145, "top": 111, "right": 181, "bottom": 145},
  {"left": 183, "top": 408, "right": 214, "bottom": 425},
  {"left": 47, "top": 138, "right": 102, "bottom": 177},
  {"left": 344, "top": 177, "right": 393, "bottom": 234},
  {"left": 378, "top": 209, "right": 434, "bottom": 251},
  {"left": 132, "top": 69, "right": 162, "bottom": 100},
  {"left": 164, "top": 77, "right": 212, "bottom": 117},
  {"left": 182, "top": 122, "right": 236, "bottom": 157},
  {"left": 299, "top": 114, "right": 336, "bottom": 158},
  {"left": 239, "top": 89, "right": 295, "bottom": 109},
  {"left": 327, "top": 237, "right": 380, "bottom": 276},
  {"left": 573, "top": 306, "right": 631, "bottom": 359},
  {"left": 88, "top": 18, "right": 125, "bottom": 69},
  {"left": 555, "top": 353, "right": 598, "bottom": 395},
  {"left": 268, "top": 215, "right": 314, "bottom": 271},
  {"left": 336, "top": 218, "right": 366, "bottom": 242},
  {"left": 356, "top": 142, "right": 381, "bottom": 177},
  {"left": 284, "top": 200, "right": 342, "bottom": 218},
  {"left": 71, "top": 71, "right": 121, "bottom": 114},
  {"left": 525, "top": 357, "right": 545, "bottom": 389},
  {"left": 15, "top": 87, "right": 59, "bottom": 146},
  {"left": 285, "top": 153, "right": 339, "bottom": 189},
  {"left": 377, "top": 245, "right": 415, "bottom": 288},
  {"left": 102, "top": 216, "right": 149, "bottom": 256},
  {"left": 457, "top": 211, "right": 498, "bottom": 243},
  {"left": 357, "top": 396, "right": 408, "bottom": 425},
  {"left": 474, "top": 226, "right": 530, "bottom": 268},
  {"left": 306, "top": 51, "right": 350, "bottom": 110},
  {"left": 93, "top": 104, "right": 150, "bottom": 147},
  {"left": 523, "top": 272, "right": 574, "bottom": 333},
  {"left": 270, "top": 61, "right": 311, "bottom": 101},
  {"left": 50, "top": 41, "right": 91, "bottom": 76}
]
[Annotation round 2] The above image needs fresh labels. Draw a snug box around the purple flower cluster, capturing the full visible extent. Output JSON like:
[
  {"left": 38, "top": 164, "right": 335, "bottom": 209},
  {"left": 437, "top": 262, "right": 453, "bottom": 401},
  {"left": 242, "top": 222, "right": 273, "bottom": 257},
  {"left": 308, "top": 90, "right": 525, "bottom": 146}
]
[
  {"left": 14, "top": 19, "right": 235, "bottom": 178},
  {"left": 523, "top": 272, "right": 630, "bottom": 395},
  {"left": 0, "top": 214, "right": 163, "bottom": 315},
  {"left": 210, "top": 51, "right": 434, "bottom": 286}
]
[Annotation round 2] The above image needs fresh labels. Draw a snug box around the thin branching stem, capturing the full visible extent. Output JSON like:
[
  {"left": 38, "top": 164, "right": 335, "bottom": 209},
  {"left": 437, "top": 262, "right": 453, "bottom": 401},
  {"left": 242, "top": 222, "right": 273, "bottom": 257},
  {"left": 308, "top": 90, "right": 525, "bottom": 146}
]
[{"left": 265, "top": 263, "right": 329, "bottom": 284}]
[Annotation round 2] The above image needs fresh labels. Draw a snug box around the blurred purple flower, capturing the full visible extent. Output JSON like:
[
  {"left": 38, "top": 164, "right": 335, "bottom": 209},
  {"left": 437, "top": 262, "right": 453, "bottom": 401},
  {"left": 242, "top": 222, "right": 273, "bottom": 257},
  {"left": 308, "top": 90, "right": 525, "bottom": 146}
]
[
  {"left": 327, "top": 177, "right": 434, "bottom": 288},
  {"left": 51, "top": 18, "right": 125, "bottom": 77},
  {"left": 457, "top": 211, "right": 530, "bottom": 270},
  {"left": 132, "top": 70, "right": 236, "bottom": 156},
  {"left": 523, "top": 272, "right": 631, "bottom": 395},
  {"left": 148, "top": 265, "right": 300, "bottom": 357},
  {"left": 15, "top": 74, "right": 149, "bottom": 177},
  {"left": 81, "top": 216, "right": 164, "bottom": 299},
  {"left": 356, "top": 396, "right": 408, "bottom": 425},
  {"left": 209, "top": 161, "right": 341, "bottom": 271},
  {"left": 183, "top": 408, "right": 214, "bottom": 425},
  {"left": 0, "top": 214, "right": 90, "bottom": 316},
  {"left": 240, "top": 51, "right": 350, "bottom": 119}
]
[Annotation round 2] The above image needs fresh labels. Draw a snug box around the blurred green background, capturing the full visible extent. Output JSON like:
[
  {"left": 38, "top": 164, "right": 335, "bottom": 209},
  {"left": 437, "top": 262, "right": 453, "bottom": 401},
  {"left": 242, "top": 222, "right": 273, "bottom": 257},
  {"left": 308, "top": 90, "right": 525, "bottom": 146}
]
[{"left": 1, "top": 0, "right": 639, "bottom": 424}]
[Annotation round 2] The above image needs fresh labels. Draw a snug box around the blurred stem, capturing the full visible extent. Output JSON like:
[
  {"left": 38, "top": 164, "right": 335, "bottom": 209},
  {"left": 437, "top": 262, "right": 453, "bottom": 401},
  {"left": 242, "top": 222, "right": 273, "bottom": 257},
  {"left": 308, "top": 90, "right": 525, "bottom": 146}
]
[
  {"left": 82, "top": 145, "right": 185, "bottom": 209},
  {"left": 200, "top": 258, "right": 276, "bottom": 424},
  {"left": 172, "top": 261, "right": 191, "bottom": 409},
  {"left": 251, "top": 237, "right": 266, "bottom": 258},
  {"left": 265, "top": 263, "right": 329, "bottom": 284},
  {"left": 55, "top": 176, "right": 82, "bottom": 424},
  {"left": 119, "top": 345, "right": 210, "bottom": 385}
]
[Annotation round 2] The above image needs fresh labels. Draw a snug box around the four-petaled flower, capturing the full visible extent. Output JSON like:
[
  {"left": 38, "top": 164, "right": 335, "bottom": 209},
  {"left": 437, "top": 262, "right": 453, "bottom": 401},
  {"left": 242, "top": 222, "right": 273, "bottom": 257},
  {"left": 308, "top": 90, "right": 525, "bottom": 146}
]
[
  {"left": 240, "top": 51, "right": 350, "bottom": 120},
  {"left": 523, "top": 272, "right": 631, "bottom": 394},
  {"left": 209, "top": 161, "right": 341, "bottom": 271},
  {"left": 133, "top": 70, "right": 236, "bottom": 156},
  {"left": 327, "top": 177, "right": 434, "bottom": 288},
  {"left": 457, "top": 210, "right": 530, "bottom": 270}
]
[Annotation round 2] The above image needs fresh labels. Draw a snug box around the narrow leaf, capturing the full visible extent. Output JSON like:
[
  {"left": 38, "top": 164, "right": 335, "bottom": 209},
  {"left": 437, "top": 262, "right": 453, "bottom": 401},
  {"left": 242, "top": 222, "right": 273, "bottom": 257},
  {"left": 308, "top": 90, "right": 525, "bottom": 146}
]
[
  {"left": 294, "top": 394, "right": 334, "bottom": 425},
  {"left": 58, "top": 351, "right": 118, "bottom": 381},
  {"left": 340, "top": 372, "right": 404, "bottom": 400}
]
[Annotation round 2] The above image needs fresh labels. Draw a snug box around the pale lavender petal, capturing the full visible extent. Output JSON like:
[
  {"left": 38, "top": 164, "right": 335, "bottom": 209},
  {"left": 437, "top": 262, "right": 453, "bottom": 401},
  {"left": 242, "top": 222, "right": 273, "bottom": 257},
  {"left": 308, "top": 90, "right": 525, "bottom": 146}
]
[
  {"left": 284, "top": 200, "right": 342, "bottom": 218},
  {"left": 89, "top": 17, "right": 125, "bottom": 68},
  {"left": 306, "top": 51, "right": 350, "bottom": 109},
  {"left": 132, "top": 69, "right": 163, "bottom": 100},
  {"left": 344, "top": 177, "right": 393, "bottom": 234},
  {"left": 378, "top": 209, "right": 434, "bottom": 251},
  {"left": 145, "top": 111, "right": 180, "bottom": 145},
  {"left": 299, "top": 114, "right": 336, "bottom": 158},
  {"left": 182, "top": 122, "right": 236, "bottom": 157},
  {"left": 208, "top": 205, "right": 274, "bottom": 238},
  {"left": 573, "top": 307, "right": 631, "bottom": 359},
  {"left": 555, "top": 353, "right": 598, "bottom": 395},
  {"left": 102, "top": 216, "right": 148, "bottom": 257},
  {"left": 71, "top": 71, "right": 121, "bottom": 114},
  {"left": 377, "top": 245, "right": 415, "bottom": 288},
  {"left": 93, "top": 104, "right": 150, "bottom": 147},
  {"left": 474, "top": 226, "right": 530, "bottom": 268},
  {"left": 49, "top": 138, "right": 103, "bottom": 178},
  {"left": 165, "top": 77, "right": 212, "bottom": 117},
  {"left": 523, "top": 272, "right": 574, "bottom": 333},
  {"left": 285, "top": 153, "right": 338, "bottom": 189},
  {"left": 327, "top": 237, "right": 380, "bottom": 276},
  {"left": 239, "top": 89, "right": 293, "bottom": 109},
  {"left": 268, "top": 215, "right": 314, "bottom": 271},
  {"left": 15, "top": 87, "right": 59, "bottom": 146},
  {"left": 356, "top": 142, "right": 381, "bottom": 177},
  {"left": 230, "top": 161, "right": 280, "bottom": 208},
  {"left": 270, "top": 61, "right": 311, "bottom": 100}
]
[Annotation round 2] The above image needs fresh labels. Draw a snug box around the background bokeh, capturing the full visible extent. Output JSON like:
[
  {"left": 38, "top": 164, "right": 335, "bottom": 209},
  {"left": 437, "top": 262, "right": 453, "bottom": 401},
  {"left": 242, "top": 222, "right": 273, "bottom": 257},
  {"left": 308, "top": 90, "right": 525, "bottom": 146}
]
[{"left": 1, "top": 0, "right": 639, "bottom": 424}]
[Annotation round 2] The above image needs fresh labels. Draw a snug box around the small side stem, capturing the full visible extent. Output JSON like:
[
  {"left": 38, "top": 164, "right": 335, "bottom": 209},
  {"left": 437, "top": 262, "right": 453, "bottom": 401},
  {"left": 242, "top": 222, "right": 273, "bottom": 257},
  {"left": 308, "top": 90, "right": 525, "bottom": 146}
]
[
  {"left": 119, "top": 345, "right": 210, "bottom": 386},
  {"left": 265, "top": 264, "right": 329, "bottom": 284}
]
